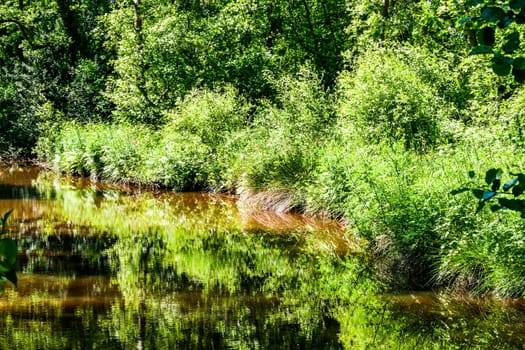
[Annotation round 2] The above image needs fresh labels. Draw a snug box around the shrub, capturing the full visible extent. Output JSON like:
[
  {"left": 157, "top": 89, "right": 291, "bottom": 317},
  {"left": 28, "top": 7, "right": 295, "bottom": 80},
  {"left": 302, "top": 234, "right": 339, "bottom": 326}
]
[
  {"left": 306, "top": 123, "right": 525, "bottom": 293},
  {"left": 160, "top": 86, "right": 250, "bottom": 190},
  {"left": 42, "top": 122, "right": 154, "bottom": 181},
  {"left": 230, "top": 66, "right": 334, "bottom": 195},
  {"left": 337, "top": 46, "right": 452, "bottom": 152},
  {"left": 141, "top": 132, "right": 210, "bottom": 191}
]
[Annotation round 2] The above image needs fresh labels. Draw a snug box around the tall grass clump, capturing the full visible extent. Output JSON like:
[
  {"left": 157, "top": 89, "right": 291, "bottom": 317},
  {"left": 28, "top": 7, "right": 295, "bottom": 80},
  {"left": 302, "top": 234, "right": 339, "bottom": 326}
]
[
  {"left": 308, "top": 127, "right": 525, "bottom": 293},
  {"left": 38, "top": 122, "right": 155, "bottom": 181},
  {"left": 230, "top": 66, "right": 335, "bottom": 210}
]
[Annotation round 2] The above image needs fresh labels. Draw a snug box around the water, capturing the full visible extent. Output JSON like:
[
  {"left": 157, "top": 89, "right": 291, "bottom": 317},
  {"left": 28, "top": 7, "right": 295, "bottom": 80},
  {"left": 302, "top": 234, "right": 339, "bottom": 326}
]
[{"left": 0, "top": 167, "right": 525, "bottom": 349}]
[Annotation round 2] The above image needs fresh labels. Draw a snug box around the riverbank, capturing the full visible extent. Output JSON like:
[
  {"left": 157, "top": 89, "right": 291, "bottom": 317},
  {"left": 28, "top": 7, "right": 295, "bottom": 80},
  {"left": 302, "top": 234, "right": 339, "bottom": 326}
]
[
  {"left": 30, "top": 47, "right": 525, "bottom": 297},
  {"left": 34, "top": 115, "right": 525, "bottom": 297}
]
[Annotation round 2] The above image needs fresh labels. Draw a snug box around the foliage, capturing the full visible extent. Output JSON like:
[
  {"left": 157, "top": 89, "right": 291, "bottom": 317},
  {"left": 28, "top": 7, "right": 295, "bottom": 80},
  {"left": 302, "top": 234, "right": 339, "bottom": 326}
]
[
  {"left": 0, "top": 210, "right": 17, "bottom": 293},
  {"left": 0, "top": 0, "right": 113, "bottom": 155},
  {"left": 230, "top": 66, "right": 333, "bottom": 194},
  {"left": 461, "top": 0, "right": 525, "bottom": 82},
  {"left": 454, "top": 168, "right": 525, "bottom": 216},
  {"left": 338, "top": 46, "right": 452, "bottom": 152},
  {"left": 42, "top": 122, "right": 155, "bottom": 181}
]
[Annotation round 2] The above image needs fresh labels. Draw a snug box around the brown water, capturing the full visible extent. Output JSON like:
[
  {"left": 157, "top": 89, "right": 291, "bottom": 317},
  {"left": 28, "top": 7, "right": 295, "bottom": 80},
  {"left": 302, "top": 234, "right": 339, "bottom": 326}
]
[
  {"left": 1, "top": 167, "right": 525, "bottom": 349},
  {"left": 0, "top": 167, "right": 348, "bottom": 349}
]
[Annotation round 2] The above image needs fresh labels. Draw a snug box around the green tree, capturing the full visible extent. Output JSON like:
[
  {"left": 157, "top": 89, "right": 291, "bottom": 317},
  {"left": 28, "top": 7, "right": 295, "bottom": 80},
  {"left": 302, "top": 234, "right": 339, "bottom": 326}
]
[{"left": 0, "top": 0, "right": 113, "bottom": 155}]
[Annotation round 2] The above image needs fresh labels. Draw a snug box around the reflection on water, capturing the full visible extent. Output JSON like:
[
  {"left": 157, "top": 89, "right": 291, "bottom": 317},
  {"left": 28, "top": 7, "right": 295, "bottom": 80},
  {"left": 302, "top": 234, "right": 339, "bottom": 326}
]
[{"left": 0, "top": 167, "right": 524, "bottom": 349}]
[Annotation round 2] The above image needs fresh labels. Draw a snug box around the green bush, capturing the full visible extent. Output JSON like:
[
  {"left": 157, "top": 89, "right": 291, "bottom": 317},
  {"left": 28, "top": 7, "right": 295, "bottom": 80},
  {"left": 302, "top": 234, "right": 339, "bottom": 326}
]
[
  {"left": 41, "top": 122, "right": 154, "bottom": 181},
  {"left": 159, "top": 86, "right": 250, "bottom": 190},
  {"left": 230, "top": 67, "right": 333, "bottom": 194},
  {"left": 338, "top": 46, "right": 452, "bottom": 152},
  {"left": 306, "top": 123, "right": 525, "bottom": 293},
  {"left": 141, "top": 132, "right": 210, "bottom": 191}
]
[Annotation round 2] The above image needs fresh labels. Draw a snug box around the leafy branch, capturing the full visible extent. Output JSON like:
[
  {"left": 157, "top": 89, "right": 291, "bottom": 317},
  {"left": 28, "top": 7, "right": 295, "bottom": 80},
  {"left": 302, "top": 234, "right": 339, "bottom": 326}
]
[
  {"left": 453, "top": 168, "right": 525, "bottom": 216},
  {"left": 460, "top": 0, "right": 525, "bottom": 82}
]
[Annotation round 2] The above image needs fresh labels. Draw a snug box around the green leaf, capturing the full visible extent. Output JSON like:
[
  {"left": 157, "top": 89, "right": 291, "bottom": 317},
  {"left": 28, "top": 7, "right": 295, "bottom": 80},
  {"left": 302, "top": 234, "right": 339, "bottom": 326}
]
[
  {"left": 451, "top": 187, "right": 470, "bottom": 195},
  {"left": 514, "top": 57, "right": 525, "bottom": 69},
  {"left": 498, "top": 197, "right": 525, "bottom": 212},
  {"left": 492, "top": 178, "right": 501, "bottom": 191},
  {"left": 3, "top": 210, "right": 13, "bottom": 224},
  {"left": 490, "top": 204, "right": 503, "bottom": 212},
  {"left": 492, "top": 58, "right": 513, "bottom": 76},
  {"left": 466, "top": 0, "right": 484, "bottom": 6},
  {"left": 517, "top": 9, "right": 525, "bottom": 24},
  {"left": 476, "top": 201, "right": 487, "bottom": 213},
  {"left": 472, "top": 189, "right": 485, "bottom": 199},
  {"left": 467, "top": 0, "right": 484, "bottom": 5},
  {"left": 512, "top": 185, "right": 524, "bottom": 197},
  {"left": 512, "top": 67, "right": 525, "bottom": 82},
  {"left": 503, "top": 31, "right": 521, "bottom": 53},
  {"left": 459, "top": 16, "right": 474, "bottom": 26},
  {"left": 485, "top": 168, "right": 503, "bottom": 186},
  {"left": 481, "top": 190, "right": 497, "bottom": 202},
  {"left": 469, "top": 45, "right": 494, "bottom": 55},
  {"left": 510, "top": 0, "right": 525, "bottom": 10},
  {"left": 4, "top": 269, "right": 17, "bottom": 287}
]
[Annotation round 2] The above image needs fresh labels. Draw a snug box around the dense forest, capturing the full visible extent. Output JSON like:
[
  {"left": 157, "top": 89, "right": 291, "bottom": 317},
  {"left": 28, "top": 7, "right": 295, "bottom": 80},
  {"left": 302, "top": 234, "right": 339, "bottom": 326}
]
[{"left": 2, "top": 0, "right": 525, "bottom": 296}]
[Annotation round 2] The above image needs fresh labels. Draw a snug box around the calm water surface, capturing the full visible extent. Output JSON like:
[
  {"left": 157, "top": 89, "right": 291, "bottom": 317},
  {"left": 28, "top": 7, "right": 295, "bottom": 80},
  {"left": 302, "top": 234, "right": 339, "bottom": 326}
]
[{"left": 0, "top": 167, "right": 524, "bottom": 349}]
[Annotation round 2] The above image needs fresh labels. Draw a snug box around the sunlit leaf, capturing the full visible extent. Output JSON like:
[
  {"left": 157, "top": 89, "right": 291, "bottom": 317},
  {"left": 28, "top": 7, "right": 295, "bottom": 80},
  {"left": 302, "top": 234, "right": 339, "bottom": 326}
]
[{"left": 481, "top": 191, "right": 497, "bottom": 202}]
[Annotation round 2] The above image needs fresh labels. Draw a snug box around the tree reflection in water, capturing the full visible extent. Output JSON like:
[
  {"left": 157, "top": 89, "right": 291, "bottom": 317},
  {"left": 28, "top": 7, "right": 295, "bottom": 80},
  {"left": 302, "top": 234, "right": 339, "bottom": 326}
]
[{"left": 0, "top": 168, "right": 523, "bottom": 349}]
